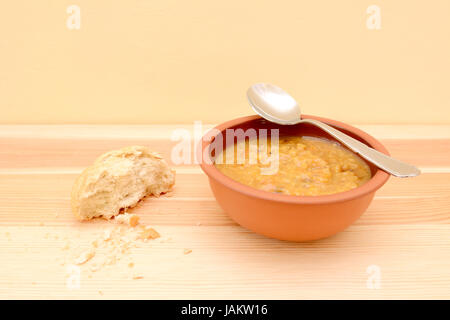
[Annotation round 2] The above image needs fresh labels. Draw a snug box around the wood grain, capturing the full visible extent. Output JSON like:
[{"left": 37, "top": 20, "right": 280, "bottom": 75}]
[
  {"left": 0, "top": 125, "right": 449, "bottom": 299},
  {"left": 1, "top": 137, "right": 450, "bottom": 168}
]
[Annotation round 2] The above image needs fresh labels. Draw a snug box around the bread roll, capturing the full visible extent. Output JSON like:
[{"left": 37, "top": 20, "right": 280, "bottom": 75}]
[{"left": 71, "top": 146, "right": 175, "bottom": 220}]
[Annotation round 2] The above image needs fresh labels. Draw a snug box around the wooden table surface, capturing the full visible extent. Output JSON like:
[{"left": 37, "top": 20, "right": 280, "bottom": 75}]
[{"left": 0, "top": 124, "right": 449, "bottom": 299}]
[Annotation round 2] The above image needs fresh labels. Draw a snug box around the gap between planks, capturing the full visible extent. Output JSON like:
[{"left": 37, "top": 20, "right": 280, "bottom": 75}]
[
  {"left": 0, "top": 166, "right": 450, "bottom": 175},
  {"left": 0, "top": 124, "right": 449, "bottom": 140}
]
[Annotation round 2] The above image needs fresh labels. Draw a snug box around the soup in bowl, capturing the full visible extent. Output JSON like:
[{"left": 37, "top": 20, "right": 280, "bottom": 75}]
[{"left": 215, "top": 135, "right": 372, "bottom": 197}]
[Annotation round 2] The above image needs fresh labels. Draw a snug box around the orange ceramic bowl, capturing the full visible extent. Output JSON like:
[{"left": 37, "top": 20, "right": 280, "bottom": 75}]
[{"left": 199, "top": 115, "right": 390, "bottom": 241}]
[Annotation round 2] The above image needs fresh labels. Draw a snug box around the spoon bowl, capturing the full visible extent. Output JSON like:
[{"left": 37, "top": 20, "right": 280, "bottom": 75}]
[{"left": 247, "top": 83, "right": 301, "bottom": 125}]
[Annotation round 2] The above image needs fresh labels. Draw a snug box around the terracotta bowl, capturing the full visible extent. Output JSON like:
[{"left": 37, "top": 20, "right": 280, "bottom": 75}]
[{"left": 199, "top": 115, "right": 390, "bottom": 241}]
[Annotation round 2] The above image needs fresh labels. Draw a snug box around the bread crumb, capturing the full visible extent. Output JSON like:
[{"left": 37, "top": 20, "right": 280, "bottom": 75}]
[
  {"left": 91, "top": 263, "right": 101, "bottom": 272},
  {"left": 98, "top": 290, "right": 103, "bottom": 295},
  {"left": 115, "top": 213, "right": 140, "bottom": 227},
  {"left": 63, "top": 222, "right": 163, "bottom": 280},
  {"left": 105, "top": 255, "right": 116, "bottom": 265},
  {"left": 103, "top": 230, "right": 112, "bottom": 241},
  {"left": 183, "top": 249, "right": 192, "bottom": 255},
  {"left": 39, "top": 222, "right": 45, "bottom": 226},
  {"left": 139, "top": 226, "right": 160, "bottom": 240},
  {"left": 61, "top": 241, "right": 70, "bottom": 250},
  {"left": 75, "top": 248, "right": 96, "bottom": 265}
]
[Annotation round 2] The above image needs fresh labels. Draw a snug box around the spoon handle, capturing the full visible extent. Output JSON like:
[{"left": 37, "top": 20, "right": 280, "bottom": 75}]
[{"left": 302, "top": 119, "right": 421, "bottom": 177}]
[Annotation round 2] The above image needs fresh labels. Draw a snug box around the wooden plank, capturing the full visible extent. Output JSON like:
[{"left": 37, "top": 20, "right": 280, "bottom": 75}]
[
  {"left": 1, "top": 171, "right": 448, "bottom": 199},
  {"left": 0, "top": 173, "right": 449, "bottom": 227},
  {"left": 0, "top": 196, "right": 449, "bottom": 226},
  {"left": 0, "top": 137, "right": 449, "bottom": 168},
  {"left": 0, "top": 225, "right": 449, "bottom": 299}
]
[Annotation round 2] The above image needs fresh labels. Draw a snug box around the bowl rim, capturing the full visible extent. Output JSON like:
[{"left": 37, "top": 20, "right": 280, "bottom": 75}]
[{"left": 199, "top": 115, "right": 390, "bottom": 204}]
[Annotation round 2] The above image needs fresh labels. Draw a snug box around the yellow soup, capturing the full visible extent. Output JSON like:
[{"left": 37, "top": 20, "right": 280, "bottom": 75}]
[{"left": 215, "top": 136, "right": 371, "bottom": 196}]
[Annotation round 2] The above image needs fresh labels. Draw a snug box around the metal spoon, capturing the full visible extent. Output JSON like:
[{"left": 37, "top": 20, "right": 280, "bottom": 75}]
[{"left": 247, "top": 83, "right": 420, "bottom": 177}]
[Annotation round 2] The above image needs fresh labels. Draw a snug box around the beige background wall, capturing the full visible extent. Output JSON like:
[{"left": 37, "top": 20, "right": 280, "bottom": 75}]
[{"left": 0, "top": 0, "right": 449, "bottom": 124}]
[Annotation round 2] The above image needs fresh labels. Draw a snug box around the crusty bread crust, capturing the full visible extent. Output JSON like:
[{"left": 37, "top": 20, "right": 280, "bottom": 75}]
[{"left": 71, "top": 146, "right": 175, "bottom": 220}]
